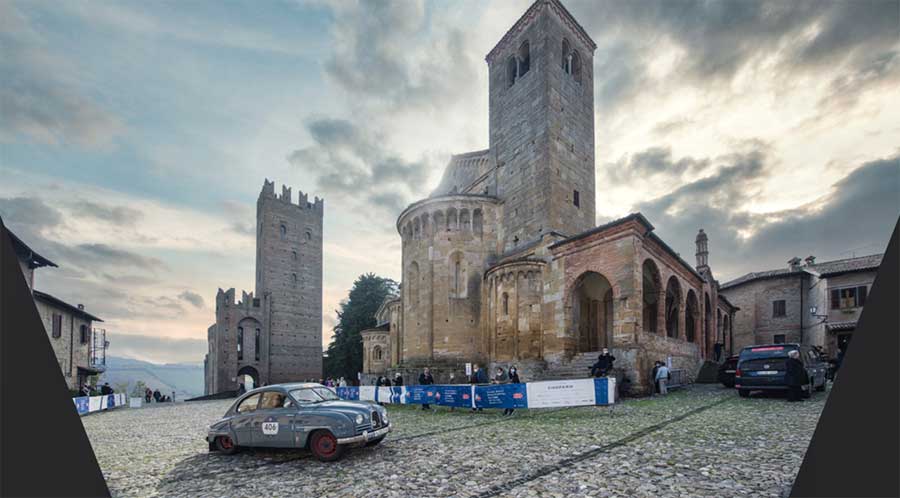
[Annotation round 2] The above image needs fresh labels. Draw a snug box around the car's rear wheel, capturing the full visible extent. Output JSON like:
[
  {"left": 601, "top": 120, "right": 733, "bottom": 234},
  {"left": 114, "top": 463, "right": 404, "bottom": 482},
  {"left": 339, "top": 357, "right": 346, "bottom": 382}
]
[
  {"left": 214, "top": 435, "right": 238, "bottom": 455},
  {"left": 309, "top": 430, "right": 344, "bottom": 462},
  {"left": 365, "top": 436, "right": 385, "bottom": 447},
  {"left": 738, "top": 389, "right": 750, "bottom": 398},
  {"left": 816, "top": 381, "right": 826, "bottom": 392}
]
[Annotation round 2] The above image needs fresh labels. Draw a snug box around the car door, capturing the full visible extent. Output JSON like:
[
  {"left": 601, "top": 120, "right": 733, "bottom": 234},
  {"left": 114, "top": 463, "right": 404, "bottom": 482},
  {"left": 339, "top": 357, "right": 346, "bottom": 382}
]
[
  {"left": 231, "top": 393, "right": 261, "bottom": 446},
  {"left": 249, "top": 390, "right": 297, "bottom": 448}
]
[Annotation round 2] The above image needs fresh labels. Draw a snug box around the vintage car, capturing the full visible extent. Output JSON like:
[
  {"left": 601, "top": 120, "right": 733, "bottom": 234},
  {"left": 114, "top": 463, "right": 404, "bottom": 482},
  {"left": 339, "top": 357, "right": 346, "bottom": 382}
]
[{"left": 207, "top": 383, "right": 390, "bottom": 461}]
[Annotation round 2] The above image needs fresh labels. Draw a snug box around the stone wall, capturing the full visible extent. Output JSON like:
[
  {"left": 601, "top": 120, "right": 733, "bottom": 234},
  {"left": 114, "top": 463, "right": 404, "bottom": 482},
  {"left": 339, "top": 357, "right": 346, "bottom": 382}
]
[{"left": 35, "top": 299, "right": 94, "bottom": 390}]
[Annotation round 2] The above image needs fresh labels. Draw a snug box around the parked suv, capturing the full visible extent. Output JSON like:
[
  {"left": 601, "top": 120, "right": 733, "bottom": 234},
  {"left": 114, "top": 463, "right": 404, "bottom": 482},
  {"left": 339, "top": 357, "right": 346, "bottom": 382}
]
[
  {"left": 735, "top": 344, "right": 827, "bottom": 398},
  {"left": 717, "top": 355, "right": 739, "bottom": 388}
]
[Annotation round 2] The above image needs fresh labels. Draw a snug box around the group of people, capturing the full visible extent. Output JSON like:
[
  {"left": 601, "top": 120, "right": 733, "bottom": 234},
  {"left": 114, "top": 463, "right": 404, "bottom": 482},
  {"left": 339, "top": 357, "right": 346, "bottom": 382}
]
[
  {"left": 143, "top": 387, "right": 174, "bottom": 403},
  {"left": 79, "top": 382, "right": 115, "bottom": 397},
  {"left": 651, "top": 361, "right": 671, "bottom": 395}
]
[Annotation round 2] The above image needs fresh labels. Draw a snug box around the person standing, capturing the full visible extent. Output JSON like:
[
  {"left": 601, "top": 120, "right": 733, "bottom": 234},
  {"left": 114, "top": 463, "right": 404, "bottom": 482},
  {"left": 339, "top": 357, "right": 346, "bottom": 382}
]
[
  {"left": 470, "top": 365, "right": 487, "bottom": 412},
  {"left": 655, "top": 362, "right": 670, "bottom": 396},
  {"left": 651, "top": 361, "right": 661, "bottom": 394},
  {"left": 785, "top": 350, "right": 807, "bottom": 402},
  {"left": 144, "top": 387, "right": 152, "bottom": 403},
  {"left": 418, "top": 368, "right": 434, "bottom": 411},
  {"left": 153, "top": 389, "right": 161, "bottom": 402},
  {"left": 393, "top": 372, "right": 404, "bottom": 386},
  {"left": 504, "top": 366, "right": 521, "bottom": 416}
]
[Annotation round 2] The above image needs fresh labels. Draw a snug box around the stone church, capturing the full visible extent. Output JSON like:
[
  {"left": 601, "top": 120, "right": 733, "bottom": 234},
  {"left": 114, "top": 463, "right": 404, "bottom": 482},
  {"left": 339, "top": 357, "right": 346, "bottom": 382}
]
[
  {"left": 204, "top": 180, "right": 324, "bottom": 395},
  {"left": 360, "top": 0, "right": 738, "bottom": 394}
]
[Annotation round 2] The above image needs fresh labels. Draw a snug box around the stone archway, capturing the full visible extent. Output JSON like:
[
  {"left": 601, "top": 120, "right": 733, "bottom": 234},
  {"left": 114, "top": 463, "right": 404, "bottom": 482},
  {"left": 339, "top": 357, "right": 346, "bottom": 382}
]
[
  {"left": 237, "top": 365, "right": 260, "bottom": 390},
  {"left": 571, "top": 272, "right": 614, "bottom": 353},
  {"left": 685, "top": 290, "right": 699, "bottom": 343},
  {"left": 665, "top": 276, "right": 682, "bottom": 338},
  {"left": 642, "top": 259, "right": 662, "bottom": 333}
]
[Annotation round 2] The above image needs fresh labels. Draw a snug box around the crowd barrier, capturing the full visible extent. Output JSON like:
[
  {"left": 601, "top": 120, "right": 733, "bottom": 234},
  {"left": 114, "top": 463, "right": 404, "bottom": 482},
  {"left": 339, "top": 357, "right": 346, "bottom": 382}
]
[
  {"left": 72, "top": 393, "right": 127, "bottom": 416},
  {"left": 336, "top": 377, "right": 615, "bottom": 409}
]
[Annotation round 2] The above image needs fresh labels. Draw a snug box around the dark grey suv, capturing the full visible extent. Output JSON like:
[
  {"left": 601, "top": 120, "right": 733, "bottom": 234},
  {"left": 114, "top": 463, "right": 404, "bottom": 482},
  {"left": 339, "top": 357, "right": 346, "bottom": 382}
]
[
  {"left": 207, "top": 383, "right": 390, "bottom": 461},
  {"left": 735, "top": 344, "right": 828, "bottom": 398}
]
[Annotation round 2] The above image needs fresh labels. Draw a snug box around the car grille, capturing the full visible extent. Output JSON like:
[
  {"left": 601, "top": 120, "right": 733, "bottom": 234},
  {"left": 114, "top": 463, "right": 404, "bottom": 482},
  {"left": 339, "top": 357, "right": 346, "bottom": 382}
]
[
  {"left": 356, "top": 422, "right": 373, "bottom": 434},
  {"left": 372, "top": 411, "right": 383, "bottom": 429}
]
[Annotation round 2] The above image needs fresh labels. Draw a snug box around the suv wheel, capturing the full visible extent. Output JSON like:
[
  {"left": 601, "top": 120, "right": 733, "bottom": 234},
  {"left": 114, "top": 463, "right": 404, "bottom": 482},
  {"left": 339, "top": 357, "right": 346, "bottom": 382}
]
[
  {"left": 310, "top": 430, "right": 344, "bottom": 462},
  {"left": 738, "top": 389, "right": 750, "bottom": 398}
]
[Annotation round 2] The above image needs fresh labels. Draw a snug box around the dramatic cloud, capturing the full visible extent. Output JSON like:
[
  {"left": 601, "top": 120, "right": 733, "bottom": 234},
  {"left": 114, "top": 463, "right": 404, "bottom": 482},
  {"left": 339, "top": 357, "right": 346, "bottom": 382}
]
[
  {"left": 287, "top": 117, "right": 434, "bottom": 219},
  {"left": 0, "top": 2, "right": 125, "bottom": 148},
  {"left": 71, "top": 201, "right": 143, "bottom": 226},
  {"left": 634, "top": 150, "right": 900, "bottom": 279},
  {"left": 178, "top": 290, "right": 205, "bottom": 309},
  {"left": 320, "top": 0, "right": 480, "bottom": 112}
]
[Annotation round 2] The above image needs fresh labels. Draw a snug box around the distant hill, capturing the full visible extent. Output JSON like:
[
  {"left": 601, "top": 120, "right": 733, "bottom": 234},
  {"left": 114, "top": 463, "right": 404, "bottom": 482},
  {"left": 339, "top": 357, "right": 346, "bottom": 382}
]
[{"left": 98, "top": 356, "right": 204, "bottom": 399}]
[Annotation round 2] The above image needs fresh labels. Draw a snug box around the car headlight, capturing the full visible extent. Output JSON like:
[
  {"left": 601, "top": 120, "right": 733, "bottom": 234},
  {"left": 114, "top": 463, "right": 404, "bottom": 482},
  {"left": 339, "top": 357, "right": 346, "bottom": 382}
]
[{"left": 355, "top": 414, "right": 364, "bottom": 425}]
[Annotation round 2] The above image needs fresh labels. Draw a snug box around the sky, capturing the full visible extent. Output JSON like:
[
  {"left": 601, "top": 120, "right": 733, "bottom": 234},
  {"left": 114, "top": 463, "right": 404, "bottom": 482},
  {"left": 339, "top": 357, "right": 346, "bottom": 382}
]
[{"left": 1, "top": 0, "right": 898, "bottom": 365}]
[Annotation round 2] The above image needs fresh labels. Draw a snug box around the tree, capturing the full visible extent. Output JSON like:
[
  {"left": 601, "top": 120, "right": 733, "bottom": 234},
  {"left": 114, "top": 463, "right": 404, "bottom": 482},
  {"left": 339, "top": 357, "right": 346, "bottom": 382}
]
[
  {"left": 324, "top": 273, "right": 397, "bottom": 380},
  {"left": 130, "top": 381, "right": 147, "bottom": 398}
]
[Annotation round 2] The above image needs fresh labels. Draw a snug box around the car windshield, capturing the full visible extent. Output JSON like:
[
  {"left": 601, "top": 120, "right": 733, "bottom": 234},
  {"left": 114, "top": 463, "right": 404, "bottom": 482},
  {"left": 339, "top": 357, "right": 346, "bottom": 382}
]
[
  {"left": 740, "top": 345, "right": 798, "bottom": 360},
  {"left": 289, "top": 387, "right": 341, "bottom": 404}
]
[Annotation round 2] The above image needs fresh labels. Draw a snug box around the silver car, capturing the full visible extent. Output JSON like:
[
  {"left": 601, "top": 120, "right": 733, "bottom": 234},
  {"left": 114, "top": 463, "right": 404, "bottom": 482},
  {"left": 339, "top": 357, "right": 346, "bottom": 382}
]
[{"left": 207, "top": 383, "right": 390, "bottom": 461}]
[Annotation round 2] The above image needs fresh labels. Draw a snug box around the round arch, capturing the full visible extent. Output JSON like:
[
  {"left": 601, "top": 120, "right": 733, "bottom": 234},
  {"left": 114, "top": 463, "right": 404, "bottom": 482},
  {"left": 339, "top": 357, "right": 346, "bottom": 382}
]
[
  {"left": 642, "top": 259, "right": 662, "bottom": 333},
  {"left": 665, "top": 276, "right": 682, "bottom": 338},
  {"left": 685, "top": 290, "right": 699, "bottom": 343},
  {"left": 237, "top": 365, "right": 260, "bottom": 390},
  {"left": 570, "top": 271, "right": 614, "bottom": 353}
]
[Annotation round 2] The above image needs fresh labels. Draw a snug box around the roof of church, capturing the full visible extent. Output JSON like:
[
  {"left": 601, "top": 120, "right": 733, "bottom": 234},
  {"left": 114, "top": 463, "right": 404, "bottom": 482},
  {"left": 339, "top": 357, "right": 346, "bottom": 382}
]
[
  {"left": 486, "top": 0, "right": 597, "bottom": 63},
  {"left": 720, "top": 253, "right": 883, "bottom": 290}
]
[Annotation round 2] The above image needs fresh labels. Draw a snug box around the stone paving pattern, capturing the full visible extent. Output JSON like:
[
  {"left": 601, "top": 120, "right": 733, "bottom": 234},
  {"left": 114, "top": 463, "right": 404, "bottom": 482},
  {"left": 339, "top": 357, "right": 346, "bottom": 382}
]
[{"left": 81, "top": 385, "right": 825, "bottom": 497}]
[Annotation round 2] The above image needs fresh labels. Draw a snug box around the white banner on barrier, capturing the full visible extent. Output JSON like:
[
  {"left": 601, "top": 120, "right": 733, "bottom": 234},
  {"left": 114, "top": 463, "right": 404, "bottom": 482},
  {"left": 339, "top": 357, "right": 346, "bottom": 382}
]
[
  {"left": 377, "top": 386, "right": 393, "bottom": 403},
  {"left": 88, "top": 396, "right": 102, "bottom": 412},
  {"left": 607, "top": 377, "right": 617, "bottom": 404},
  {"left": 525, "top": 378, "right": 596, "bottom": 408},
  {"left": 359, "top": 386, "right": 376, "bottom": 401}
]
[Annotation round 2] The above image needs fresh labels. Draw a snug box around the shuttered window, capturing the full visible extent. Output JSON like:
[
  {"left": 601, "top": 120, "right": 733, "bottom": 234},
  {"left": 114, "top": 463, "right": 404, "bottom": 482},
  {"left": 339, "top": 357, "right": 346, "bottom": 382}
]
[{"left": 52, "top": 314, "right": 62, "bottom": 338}]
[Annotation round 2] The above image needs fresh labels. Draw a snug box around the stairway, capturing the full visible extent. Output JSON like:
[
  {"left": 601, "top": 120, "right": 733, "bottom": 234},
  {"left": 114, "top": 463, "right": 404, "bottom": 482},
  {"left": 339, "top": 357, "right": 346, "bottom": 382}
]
[{"left": 536, "top": 352, "right": 603, "bottom": 380}]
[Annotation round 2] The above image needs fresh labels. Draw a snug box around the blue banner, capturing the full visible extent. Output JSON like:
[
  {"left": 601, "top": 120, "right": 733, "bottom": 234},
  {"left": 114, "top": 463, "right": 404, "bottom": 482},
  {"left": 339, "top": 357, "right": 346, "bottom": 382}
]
[
  {"left": 335, "top": 386, "right": 360, "bottom": 400},
  {"left": 475, "top": 383, "right": 528, "bottom": 409},
  {"left": 74, "top": 396, "right": 90, "bottom": 414},
  {"left": 404, "top": 385, "right": 436, "bottom": 405},
  {"left": 433, "top": 385, "right": 473, "bottom": 407}
]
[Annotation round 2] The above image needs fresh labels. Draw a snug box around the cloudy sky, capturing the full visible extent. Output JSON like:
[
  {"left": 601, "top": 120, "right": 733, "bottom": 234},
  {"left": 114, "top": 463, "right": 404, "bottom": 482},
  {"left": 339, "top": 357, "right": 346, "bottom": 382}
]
[{"left": 2, "top": 0, "right": 898, "bottom": 364}]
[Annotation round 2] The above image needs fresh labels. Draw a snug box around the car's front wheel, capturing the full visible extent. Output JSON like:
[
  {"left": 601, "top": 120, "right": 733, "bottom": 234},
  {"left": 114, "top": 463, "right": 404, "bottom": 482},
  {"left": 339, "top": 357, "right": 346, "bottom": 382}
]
[
  {"left": 309, "top": 430, "right": 344, "bottom": 462},
  {"left": 214, "top": 435, "right": 239, "bottom": 455}
]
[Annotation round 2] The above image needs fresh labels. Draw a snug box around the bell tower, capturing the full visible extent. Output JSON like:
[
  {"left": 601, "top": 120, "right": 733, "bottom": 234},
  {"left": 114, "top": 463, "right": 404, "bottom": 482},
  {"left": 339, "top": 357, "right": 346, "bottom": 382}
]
[{"left": 486, "top": 0, "right": 597, "bottom": 252}]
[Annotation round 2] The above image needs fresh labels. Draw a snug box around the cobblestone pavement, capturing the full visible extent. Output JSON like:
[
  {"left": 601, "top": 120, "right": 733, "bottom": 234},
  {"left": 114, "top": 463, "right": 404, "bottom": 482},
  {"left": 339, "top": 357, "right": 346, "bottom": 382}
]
[{"left": 81, "top": 384, "right": 827, "bottom": 497}]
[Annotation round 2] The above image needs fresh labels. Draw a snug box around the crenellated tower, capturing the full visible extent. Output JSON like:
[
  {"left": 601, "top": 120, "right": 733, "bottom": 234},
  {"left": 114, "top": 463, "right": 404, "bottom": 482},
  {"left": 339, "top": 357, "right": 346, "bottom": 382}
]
[{"left": 255, "top": 179, "right": 324, "bottom": 383}]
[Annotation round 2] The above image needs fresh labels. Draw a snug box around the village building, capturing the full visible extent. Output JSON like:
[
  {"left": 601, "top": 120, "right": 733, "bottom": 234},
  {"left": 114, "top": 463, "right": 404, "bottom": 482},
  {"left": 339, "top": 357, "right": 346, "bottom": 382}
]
[
  {"left": 8, "top": 228, "right": 106, "bottom": 391},
  {"left": 719, "top": 253, "right": 882, "bottom": 358},
  {"left": 360, "top": 0, "right": 739, "bottom": 394},
  {"left": 204, "top": 180, "right": 324, "bottom": 395}
]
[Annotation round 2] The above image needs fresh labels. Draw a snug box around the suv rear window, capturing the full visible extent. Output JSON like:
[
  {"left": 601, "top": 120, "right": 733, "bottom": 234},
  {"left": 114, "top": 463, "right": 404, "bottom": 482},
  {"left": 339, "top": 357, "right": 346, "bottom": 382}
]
[{"left": 739, "top": 345, "right": 798, "bottom": 360}]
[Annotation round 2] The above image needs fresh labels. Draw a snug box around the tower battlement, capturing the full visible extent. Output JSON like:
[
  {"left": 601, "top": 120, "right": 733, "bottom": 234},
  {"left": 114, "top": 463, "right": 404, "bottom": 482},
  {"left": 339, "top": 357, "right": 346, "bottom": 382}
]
[{"left": 260, "top": 178, "right": 324, "bottom": 213}]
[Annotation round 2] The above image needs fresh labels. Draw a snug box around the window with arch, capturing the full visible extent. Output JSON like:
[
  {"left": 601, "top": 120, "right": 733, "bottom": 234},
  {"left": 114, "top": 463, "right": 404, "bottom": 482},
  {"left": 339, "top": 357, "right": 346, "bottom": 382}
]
[
  {"left": 502, "top": 292, "right": 510, "bottom": 316},
  {"left": 237, "top": 327, "right": 244, "bottom": 360},
  {"left": 292, "top": 273, "right": 297, "bottom": 287},
  {"left": 374, "top": 346, "right": 383, "bottom": 361},
  {"left": 79, "top": 324, "right": 89, "bottom": 344},
  {"left": 279, "top": 224, "right": 287, "bottom": 240},
  {"left": 305, "top": 231, "right": 312, "bottom": 241},
  {"left": 255, "top": 329, "right": 260, "bottom": 361},
  {"left": 292, "top": 250, "right": 297, "bottom": 261}
]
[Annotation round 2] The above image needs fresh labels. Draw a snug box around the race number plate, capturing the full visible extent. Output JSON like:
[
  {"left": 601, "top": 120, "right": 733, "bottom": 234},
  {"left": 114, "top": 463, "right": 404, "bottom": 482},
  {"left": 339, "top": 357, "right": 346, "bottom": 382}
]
[
  {"left": 757, "top": 370, "right": 778, "bottom": 375},
  {"left": 262, "top": 422, "right": 279, "bottom": 435}
]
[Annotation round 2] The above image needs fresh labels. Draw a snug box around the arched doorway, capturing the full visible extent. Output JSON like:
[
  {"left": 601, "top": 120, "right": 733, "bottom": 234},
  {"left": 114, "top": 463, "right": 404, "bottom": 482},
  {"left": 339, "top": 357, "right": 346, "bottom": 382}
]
[
  {"left": 685, "top": 290, "right": 699, "bottom": 342},
  {"left": 237, "top": 365, "right": 260, "bottom": 391},
  {"left": 642, "top": 260, "right": 661, "bottom": 333},
  {"left": 665, "top": 277, "right": 681, "bottom": 338},
  {"left": 571, "top": 272, "right": 614, "bottom": 352},
  {"left": 705, "top": 293, "right": 712, "bottom": 358}
]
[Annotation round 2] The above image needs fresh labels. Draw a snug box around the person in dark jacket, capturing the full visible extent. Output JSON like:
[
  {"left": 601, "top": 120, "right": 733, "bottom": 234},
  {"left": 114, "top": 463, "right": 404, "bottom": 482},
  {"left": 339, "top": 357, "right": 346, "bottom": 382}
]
[
  {"left": 418, "top": 368, "right": 434, "bottom": 410},
  {"left": 470, "top": 365, "right": 487, "bottom": 412},
  {"left": 100, "top": 383, "right": 112, "bottom": 395},
  {"left": 591, "top": 348, "right": 616, "bottom": 377},
  {"left": 785, "top": 350, "right": 807, "bottom": 402},
  {"left": 393, "top": 372, "right": 404, "bottom": 386},
  {"left": 153, "top": 389, "right": 161, "bottom": 402},
  {"left": 651, "top": 362, "right": 661, "bottom": 394},
  {"left": 504, "top": 366, "right": 521, "bottom": 416},
  {"left": 145, "top": 387, "right": 152, "bottom": 403}
]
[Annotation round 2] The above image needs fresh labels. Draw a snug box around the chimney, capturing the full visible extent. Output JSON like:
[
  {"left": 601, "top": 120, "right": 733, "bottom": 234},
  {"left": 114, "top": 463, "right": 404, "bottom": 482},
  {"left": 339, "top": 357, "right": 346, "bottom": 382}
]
[
  {"left": 695, "top": 229, "right": 709, "bottom": 270},
  {"left": 804, "top": 255, "right": 816, "bottom": 266},
  {"left": 77, "top": 304, "right": 84, "bottom": 310},
  {"left": 788, "top": 257, "right": 802, "bottom": 271}
]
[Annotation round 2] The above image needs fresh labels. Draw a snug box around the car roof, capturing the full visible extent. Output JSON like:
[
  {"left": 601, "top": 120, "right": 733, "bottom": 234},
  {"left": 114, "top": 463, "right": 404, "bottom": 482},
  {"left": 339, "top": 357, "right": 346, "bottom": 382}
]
[{"left": 741, "top": 343, "right": 802, "bottom": 350}]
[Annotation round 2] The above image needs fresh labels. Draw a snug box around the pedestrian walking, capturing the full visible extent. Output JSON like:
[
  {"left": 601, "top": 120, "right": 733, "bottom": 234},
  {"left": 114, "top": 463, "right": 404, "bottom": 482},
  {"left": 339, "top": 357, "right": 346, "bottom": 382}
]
[
  {"left": 418, "top": 368, "right": 434, "bottom": 410},
  {"left": 504, "top": 365, "right": 521, "bottom": 415},
  {"left": 470, "top": 364, "right": 487, "bottom": 412},
  {"left": 785, "top": 350, "right": 807, "bottom": 402},
  {"left": 153, "top": 389, "right": 161, "bottom": 402},
  {"left": 145, "top": 387, "right": 152, "bottom": 403},
  {"left": 655, "top": 362, "right": 670, "bottom": 395}
]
